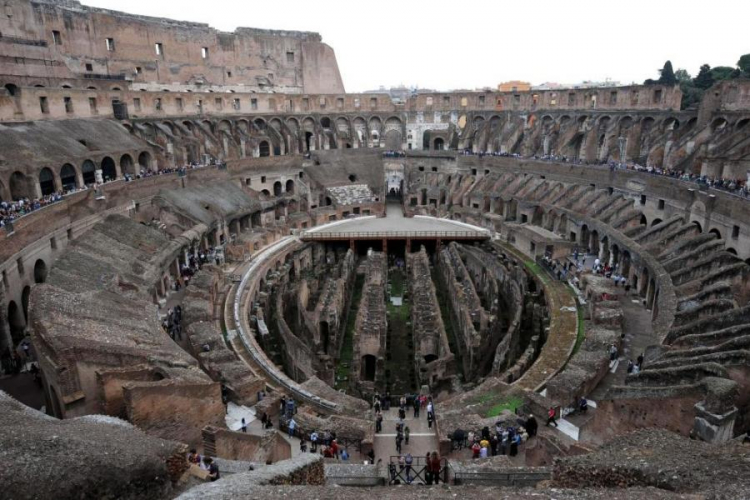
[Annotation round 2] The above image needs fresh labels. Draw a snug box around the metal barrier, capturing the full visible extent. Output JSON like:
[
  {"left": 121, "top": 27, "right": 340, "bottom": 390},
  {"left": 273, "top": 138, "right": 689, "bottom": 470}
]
[{"left": 387, "top": 456, "right": 449, "bottom": 485}]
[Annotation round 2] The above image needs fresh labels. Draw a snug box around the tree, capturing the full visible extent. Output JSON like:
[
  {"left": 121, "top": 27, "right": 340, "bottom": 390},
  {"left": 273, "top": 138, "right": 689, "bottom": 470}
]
[
  {"left": 675, "top": 69, "right": 692, "bottom": 84},
  {"left": 738, "top": 54, "right": 750, "bottom": 75},
  {"left": 710, "top": 66, "right": 735, "bottom": 81},
  {"left": 693, "top": 64, "right": 714, "bottom": 90},
  {"left": 658, "top": 60, "right": 677, "bottom": 85}
]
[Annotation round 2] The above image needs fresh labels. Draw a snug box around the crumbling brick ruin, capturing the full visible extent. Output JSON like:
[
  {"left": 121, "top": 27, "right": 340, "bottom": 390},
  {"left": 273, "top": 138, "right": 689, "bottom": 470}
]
[{"left": 3, "top": 0, "right": 750, "bottom": 497}]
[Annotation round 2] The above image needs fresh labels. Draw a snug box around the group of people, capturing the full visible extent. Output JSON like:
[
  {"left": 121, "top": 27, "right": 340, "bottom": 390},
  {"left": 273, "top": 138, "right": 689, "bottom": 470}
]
[
  {"left": 382, "top": 150, "right": 406, "bottom": 158},
  {"left": 627, "top": 353, "right": 646, "bottom": 375},
  {"left": 0, "top": 192, "right": 65, "bottom": 227},
  {"left": 457, "top": 415, "right": 538, "bottom": 460},
  {"left": 388, "top": 451, "right": 443, "bottom": 485},
  {"left": 187, "top": 450, "right": 220, "bottom": 481},
  {"left": 161, "top": 305, "right": 183, "bottom": 341}
]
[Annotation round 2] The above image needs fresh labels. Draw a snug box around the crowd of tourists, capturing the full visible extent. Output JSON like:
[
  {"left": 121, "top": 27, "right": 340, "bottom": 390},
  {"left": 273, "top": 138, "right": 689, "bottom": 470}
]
[
  {"left": 382, "top": 150, "right": 407, "bottom": 158},
  {"left": 459, "top": 148, "right": 750, "bottom": 198},
  {"left": 453, "top": 414, "right": 538, "bottom": 460}
]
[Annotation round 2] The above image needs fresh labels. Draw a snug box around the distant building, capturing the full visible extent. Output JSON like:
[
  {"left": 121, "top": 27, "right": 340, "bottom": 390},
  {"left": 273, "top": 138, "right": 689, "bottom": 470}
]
[
  {"left": 532, "top": 80, "right": 621, "bottom": 91},
  {"left": 498, "top": 81, "right": 531, "bottom": 92}
]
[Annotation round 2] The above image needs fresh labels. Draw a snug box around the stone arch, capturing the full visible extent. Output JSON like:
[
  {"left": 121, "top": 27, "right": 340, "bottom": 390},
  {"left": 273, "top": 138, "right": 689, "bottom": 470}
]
[
  {"left": 711, "top": 117, "right": 728, "bottom": 133},
  {"left": 34, "top": 258, "right": 48, "bottom": 283},
  {"left": 9, "top": 171, "right": 34, "bottom": 200},
  {"left": 138, "top": 151, "right": 153, "bottom": 172},
  {"left": 259, "top": 140, "right": 271, "bottom": 157},
  {"left": 38, "top": 167, "right": 56, "bottom": 195},
  {"left": 22, "top": 286, "right": 31, "bottom": 322},
  {"left": 7, "top": 300, "right": 25, "bottom": 342},
  {"left": 640, "top": 213, "right": 648, "bottom": 226},
  {"left": 261, "top": 189, "right": 271, "bottom": 198},
  {"left": 651, "top": 218, "right": 663, "bottom": 227},
  {"left": 273, "top": 181, "right": 282, "bottom": 196},
  {"left": 101, "top": 156, "right": 117, "bottom": 181},
  {"left": 60, "top": 164, "right": 79, "bottom": 192},
  {"left": 692, "top": 220, "right": 703, "bottom": 233},
  {"left": 735, "top": 118, "right": 750, "bottom": 131},
  {"left": 384, "top": 129, "right": 402, "bottom": 150},
  {"left": 4, "top": 83, "right": 18, "bottom": 96},
  {"left": 81, "top": 160, "right": 96, "bottom": 185},
  {"left": 663, "top": 116, "right": 680, "bottom": 132},
  {"left": 368, "top": 116, "right": 383, "bottom": 143},
  {"left": 709, "top": 228, "right": 722, "bottom": 240},
  {"left": 286, "top": 179, "right": 295, "bottom": 194},
  {"left": 726, "top": 247, "right": 738, "bottom": 255},
  {"left": 119, "top": 154, "right": 135, "bottom": 176},
  {"left": 320, "top": 117, "right": 332, "bottom": 129},
  {"left": 434, "top": 137, "right": 445, "bottom": 150}
]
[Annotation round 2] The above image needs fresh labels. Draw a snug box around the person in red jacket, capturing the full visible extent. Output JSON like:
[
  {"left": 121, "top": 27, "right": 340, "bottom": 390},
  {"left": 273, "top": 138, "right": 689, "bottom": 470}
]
[{"left": 546, "top": 407, "right": 558, "bottom": 427}]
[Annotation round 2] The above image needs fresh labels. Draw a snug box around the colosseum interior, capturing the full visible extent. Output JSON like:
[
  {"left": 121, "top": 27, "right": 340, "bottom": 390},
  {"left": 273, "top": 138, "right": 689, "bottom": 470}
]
[{"left": 1, "top": 1, "right": 750, "bottom": 498}]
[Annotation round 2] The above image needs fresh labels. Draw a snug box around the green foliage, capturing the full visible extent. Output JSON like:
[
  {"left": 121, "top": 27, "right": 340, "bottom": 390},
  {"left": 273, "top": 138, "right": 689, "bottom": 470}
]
[
  {"left": 485, "top": 396, "right": 524, "bottom": 418},
  {"left": 738, "top": 54, "right": 750, "bottom": 75},
  {"left": 675, "top": 69, "right": 692, "bottom": 83},
  {"left": 693, "top": 64, "right": 715, "bottom": 90},
  {"left": 711, "top": 66, "right": 736, "bottom": 81},
  {"left": 658, "top": 60, "right": 676, "bottom": 85}
]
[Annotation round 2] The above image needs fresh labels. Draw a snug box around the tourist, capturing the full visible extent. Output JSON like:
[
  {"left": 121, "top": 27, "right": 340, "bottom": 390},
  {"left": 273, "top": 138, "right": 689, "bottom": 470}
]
[
  {"left": 330, "top": 439, "right": 339, "bottom": 459},
  {"left": 609, "top": 344, "right": 618, "bottom": 362},
  {"left": 188, "top": 449, "right": 201, "bottom": 465},
  {"left": 288, "top": 417, "right": 297, "bottom": 438},
  {"left": 203, "top": 457, "right": 220, "bottom": 481},
  {"left": 300, "top": 438, "right": 307, "bottom": 453},
  {"left": 471, "top": 440, "right": 481, "bottom": 459},
  {"left": 404, "top": 453, "right": 413, "bottom": 483},
  {"left": 427, "top": 451, "right": 442, "bottom": 484},
  {"left": 579, "top": 397, "right": 588, "bottom": 414},
  {"left": 341, "top": 448, "right": 349, "bottom": 461},
  {"left": 310, "top": 430, "right": 319, "bottom": 452},
  {"left": 427, "top": 410, "right": 434, "bottom": 429},
  {"left": 404, "top": 425, "right": 410, "bottom": 445},
  {"left": 627, "top": 360, "right": 634, "bottom": 373},
  {"left": 479, "top": 444, "right": 488, "bottom": 459},
  {"left": 388, "top": 460, "right": 397, "bottom": 484},
  {"left": 367, "top": 449, "right": 375, "bottom": 464},
  {"left": 510, "top": 433, "right": 521, "bottom": 457},
  {"left": 413, "top": 397, "right": 420, "bottom": 418},
  {"left": 240, "top": 417, "right": 247, "bottom": 433},
  {"left": 375, "top": 411, "right": 383, "bottom": 433},
  {"left": 526, "top": 414, "right": 538, "bottom": 437},
  {"left": 637, "top": 353, "right": 645, "bottom": 368},
  {"left": 395, "top": 431, "right": 403, "bottom": 454},
  {"left": 546, "top": 406, "right": 558, "bottom": 427}
]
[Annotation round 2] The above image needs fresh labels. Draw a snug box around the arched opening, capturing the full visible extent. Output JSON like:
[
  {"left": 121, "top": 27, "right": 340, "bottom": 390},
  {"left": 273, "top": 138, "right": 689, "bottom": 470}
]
[
  {"left": 726, "top": 247, "right": 737, "bottom": 255},
  {"left": 692, "top": 220, "right": 703, "bottom": 233},
  {"left": 38, "top": 167, "right": 56, "bottom": 195},
  {"left": 424, "top": 354, "right": 438, "bottom": 363},
  {"left": 273, "top": 181, "right": 282, "bottom": 197},
  {"left": 119, "top": 154, "right": 135, "bottom": 176},
  {"left": 9, "top": 171, "right": 32, "bottom": 200},
  {"left": 651, "top": 218, "right": 662, "bottom": 227},
  {"left": 361, "top": 354, "right": 376, "bottom": 382},
  {"left": 320, "top": 321, "right": 329, "bottom": 354},
  {"left": 259, "top": 141, "right": 270, "bottom": 157},
  {"left": 348, "top": 174, "right": 357, "bottom": 183},
  {"left": 325, "top": 196, "right": 332, "bottom": 206},
  {"left": 434, "top": 137, "right": 445, "bottom": 150},
  {"left": 138, "top": 151, "right": 153, "bottom": 172},
  {"left": 7, "top": 301, "right": 25, "bottom": 343},
  {"left": 4, "top": 83, "right": 18, "bottom": 97},
  {"left": 304, "top": 132, "right": 314, "bottom": 151},
  {"left": 60, "top": 164, "right": 78, "bottom": 191},
  {"left": 639, "top": 214, "right": 648, "bottom": 226},
  {"left": 34, "top": 259, "right": 48, "bottom": 283},
  {"left": 709, "top": 228, "right": 722, "bottom": 240},
  {"left": 22, "top": 286, "right": 31, "bottom": 322},
  {"left": 260, "top": 189, "right": 271, "bottom": 198},
  {"left": 101, "top": 157, "right": 117, "bottom": 182},
  {"left": 81, "top": 160, "right": 96, "bottom": 185},
  {"left": 285, "top": 179, "right": 294, "bottom": 194},
  {"left": 320, "top": 117, "right": 331, "bottom": 129}
]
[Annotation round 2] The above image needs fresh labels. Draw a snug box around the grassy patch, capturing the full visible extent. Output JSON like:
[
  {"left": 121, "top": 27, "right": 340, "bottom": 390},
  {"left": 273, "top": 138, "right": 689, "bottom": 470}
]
[
  {"left": 524, "top": 260, "right": 550, "bottom": 285},
  {"left": 431, "top": 267, "right": 465, "bottom": 381},
  {"left": 389, "top": 270, "right": 405, "bottom": 297},
  {"left": 486, "top": 396, "right": 524, "bottom": 418}
]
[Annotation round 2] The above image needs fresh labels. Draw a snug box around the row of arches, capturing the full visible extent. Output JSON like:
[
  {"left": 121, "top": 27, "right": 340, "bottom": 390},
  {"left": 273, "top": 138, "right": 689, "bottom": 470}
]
[
  {"left": 3, "top": 259, "right": 48, "bottom": 351},
  {"left": 0, "top": 152, "right": 153, "bottom": 201}
]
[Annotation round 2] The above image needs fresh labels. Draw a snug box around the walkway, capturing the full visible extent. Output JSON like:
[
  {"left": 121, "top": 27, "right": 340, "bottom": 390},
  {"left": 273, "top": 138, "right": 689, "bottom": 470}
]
[
  {"left": 373, "top": 407, "right": 439, "bottom": 463},
  {"left": 301, "top": 203, "right": 490, "bottom": 240}
]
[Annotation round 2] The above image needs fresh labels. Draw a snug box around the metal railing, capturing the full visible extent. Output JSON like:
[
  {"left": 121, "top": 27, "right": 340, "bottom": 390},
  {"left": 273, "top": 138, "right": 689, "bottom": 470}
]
[
  {"left": 301, "top": 230, "right": 489, "bottom": 240},
  {"left": 387, "top": 456, "right": 449, "bottom": 485}
]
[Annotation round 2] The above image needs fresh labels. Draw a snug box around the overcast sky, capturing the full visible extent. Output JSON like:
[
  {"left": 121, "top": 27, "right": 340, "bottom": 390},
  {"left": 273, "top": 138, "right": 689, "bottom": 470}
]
[{"left": 84, "top": 0, "right": 749, "bottom": 92}]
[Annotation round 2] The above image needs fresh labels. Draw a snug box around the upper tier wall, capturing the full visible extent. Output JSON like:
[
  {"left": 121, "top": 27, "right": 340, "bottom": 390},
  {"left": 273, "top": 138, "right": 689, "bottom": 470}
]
[
  {"left": 0, "top": 0, "right": 343, "bottom": 93},
  {"left": 0, "top": 83, "right": 682, "bottom": 122}
]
